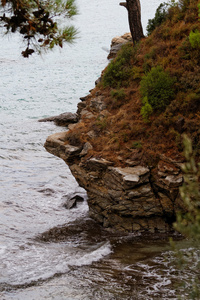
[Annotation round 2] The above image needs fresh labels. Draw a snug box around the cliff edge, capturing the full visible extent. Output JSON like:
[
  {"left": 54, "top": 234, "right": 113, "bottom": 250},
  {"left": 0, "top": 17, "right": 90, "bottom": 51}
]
[{"left": 44, "top": 1, "right": 200, "bottom": 233}]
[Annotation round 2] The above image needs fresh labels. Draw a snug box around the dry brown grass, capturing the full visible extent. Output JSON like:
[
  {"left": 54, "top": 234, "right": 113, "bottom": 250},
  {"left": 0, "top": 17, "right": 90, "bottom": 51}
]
[{"left": 65, "top": 0, "right": 200, "bottom": 166}]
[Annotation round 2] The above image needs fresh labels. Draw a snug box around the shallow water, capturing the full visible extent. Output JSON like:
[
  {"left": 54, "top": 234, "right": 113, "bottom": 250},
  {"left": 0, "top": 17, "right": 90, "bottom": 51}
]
[{"left": 1, "top": 0, "right": 195, "bottom": 299}]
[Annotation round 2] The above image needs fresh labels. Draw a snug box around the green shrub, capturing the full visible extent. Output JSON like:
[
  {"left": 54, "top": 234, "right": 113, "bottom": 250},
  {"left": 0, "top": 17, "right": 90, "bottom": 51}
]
[
  {"left": 140, "top": 66, "right": 175, "bottom": 112},
  {"left": 102, "top": 43, "right": 136, "bottom": 88},
  {"left": 146, "top": 2, "right": 169, "bottom": 36},
  {"left": 140, "top": 96, "right": 153, "bottom": 121},
  {"left": 131, "top": 66, "right": 143, "bottom": 80},
  {"left": 189, "top": 29, "right": 200, "bottom": 48}
]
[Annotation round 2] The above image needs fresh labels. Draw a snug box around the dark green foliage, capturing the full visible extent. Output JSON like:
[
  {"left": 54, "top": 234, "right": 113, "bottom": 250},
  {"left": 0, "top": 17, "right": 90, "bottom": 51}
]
[
  {"left": 140, "top": 66, "right": 175, "bottom": 112},
  {"left": 102, "top": 43, "right": 135, "bottom": 88},
  {"left": 140, "top": 96, "right": 153, "bottom": 121},
  {"left": 146, "top": 2, "right": 169, "bottom": 36}
]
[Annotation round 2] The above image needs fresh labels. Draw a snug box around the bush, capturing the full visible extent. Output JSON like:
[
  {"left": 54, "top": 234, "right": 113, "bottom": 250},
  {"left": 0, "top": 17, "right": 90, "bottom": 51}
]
[
  {"left": 146, "top": 2, "right": 169, "bottom": 36},
  {"left": 102, "top": 43, "right": 136, "bottom": 88},
  {"left": 140, "top": 66, "right": 175, "bottom": 112},
  {"left": 140, "top": 96, "right": 153, "bottom": 121},
  {"left": 189, "top": 29, "right": 200, "bottom": 48}
]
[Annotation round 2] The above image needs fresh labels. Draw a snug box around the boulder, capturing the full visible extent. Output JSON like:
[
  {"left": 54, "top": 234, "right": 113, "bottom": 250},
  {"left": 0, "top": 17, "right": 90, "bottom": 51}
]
[
  {"left": 39, "top": 112, "right": 78, "bottom": 126},
  {"left": 80, "top": 142, "right": 93, "bottom": 156},
  {"left": 44, "top": 132, "right": 82, "bottom": 162},
  {"left": 63, "top": 194, "right": 84, "bottom": 209},
  {"left": 107, "top": 33, "right": 132, "bottom": 59},
  {"left": 89, "top": 96, "right": 106, "bottom": 112}
]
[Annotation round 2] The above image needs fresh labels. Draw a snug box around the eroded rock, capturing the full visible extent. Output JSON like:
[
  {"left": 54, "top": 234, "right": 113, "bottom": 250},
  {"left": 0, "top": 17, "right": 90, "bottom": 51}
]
[
  {"left": 63, "top": 194, "right": 84, "bottom": 209},
  {"left": 39, "top": 112, "right": 78, "bottom": 126},
  {"left": 107, "top": 33, "right": 132, "bottom": 59}
]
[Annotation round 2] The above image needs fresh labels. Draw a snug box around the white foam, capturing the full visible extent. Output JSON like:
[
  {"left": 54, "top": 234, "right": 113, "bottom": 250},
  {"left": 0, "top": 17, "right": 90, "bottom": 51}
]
[{"left": 70, "top": 242, "right": 112, "bottom": 267}]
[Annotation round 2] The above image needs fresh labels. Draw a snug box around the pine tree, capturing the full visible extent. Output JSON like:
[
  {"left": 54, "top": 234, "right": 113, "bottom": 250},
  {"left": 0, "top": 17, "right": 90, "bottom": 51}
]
[
  {"left": 120, "top": 0, "right": 144, "bottom": 43},
  {"left": 0, "top": 0, "right": 78, "bottom": 57}
]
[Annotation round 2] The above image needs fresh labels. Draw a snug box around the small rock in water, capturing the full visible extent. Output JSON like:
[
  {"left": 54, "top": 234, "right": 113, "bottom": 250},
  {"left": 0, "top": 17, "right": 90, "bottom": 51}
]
[
  {"left": 38, "top": 112, "right": 78, "bottom": 126},
  {"left": 63, "top": 194, "right": 84, "bottom": 209}
]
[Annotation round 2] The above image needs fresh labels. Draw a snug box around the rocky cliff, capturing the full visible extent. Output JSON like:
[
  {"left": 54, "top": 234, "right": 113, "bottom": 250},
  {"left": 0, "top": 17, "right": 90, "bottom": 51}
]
[
  {"left": 42, "top": 9, "right": 200, "bottom": 233},
  {"left": 44, "top": 89, "right": 185, "bottom": 234}
]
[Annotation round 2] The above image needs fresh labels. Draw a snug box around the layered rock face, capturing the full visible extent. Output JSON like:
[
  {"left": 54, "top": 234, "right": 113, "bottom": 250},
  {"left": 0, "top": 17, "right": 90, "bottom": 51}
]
[{"left": 44, "top": 107, "right": 184, "bottom": 234}]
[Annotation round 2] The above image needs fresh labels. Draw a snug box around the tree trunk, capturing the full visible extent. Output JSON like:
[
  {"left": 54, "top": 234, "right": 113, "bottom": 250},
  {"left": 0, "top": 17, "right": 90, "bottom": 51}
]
[{"left": 126, "top": 0, "right": 144, "bottom": 43}]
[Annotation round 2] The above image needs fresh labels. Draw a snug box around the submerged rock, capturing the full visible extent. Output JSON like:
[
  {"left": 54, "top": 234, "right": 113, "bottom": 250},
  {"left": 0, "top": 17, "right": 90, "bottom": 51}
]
[{"left": 63, "top": 194, "right": 84, "bottom": 209}]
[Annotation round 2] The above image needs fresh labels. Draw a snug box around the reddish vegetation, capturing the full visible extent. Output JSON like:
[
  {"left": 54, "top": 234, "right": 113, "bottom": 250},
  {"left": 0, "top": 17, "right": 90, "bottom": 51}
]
[{"left": 66, "top": 0, "right": 200, "bottom": 168}]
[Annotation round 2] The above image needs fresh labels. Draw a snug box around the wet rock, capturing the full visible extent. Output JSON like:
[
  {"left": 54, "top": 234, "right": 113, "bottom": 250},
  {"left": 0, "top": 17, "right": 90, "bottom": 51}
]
[
  {"left": 63, "top": 194, "right": 84, "bottom": 209},
  {"left": 39, "top": 112, "right": 78, "bottom": 126}
]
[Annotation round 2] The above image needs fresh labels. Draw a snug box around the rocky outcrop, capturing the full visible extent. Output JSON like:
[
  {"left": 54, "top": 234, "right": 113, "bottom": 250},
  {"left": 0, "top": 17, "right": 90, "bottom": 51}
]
[
  {"left": 44, "top": 34, "right": 184, "bottom": 234},
  {"left": 107, "top": 33, "right": 132, "bottom": 59},
  {"left": 39, "top": 112, "right": 78, "bottom": 126},
  {"left": 45, "top": 129, "right": 184, "bottom": 233}
]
